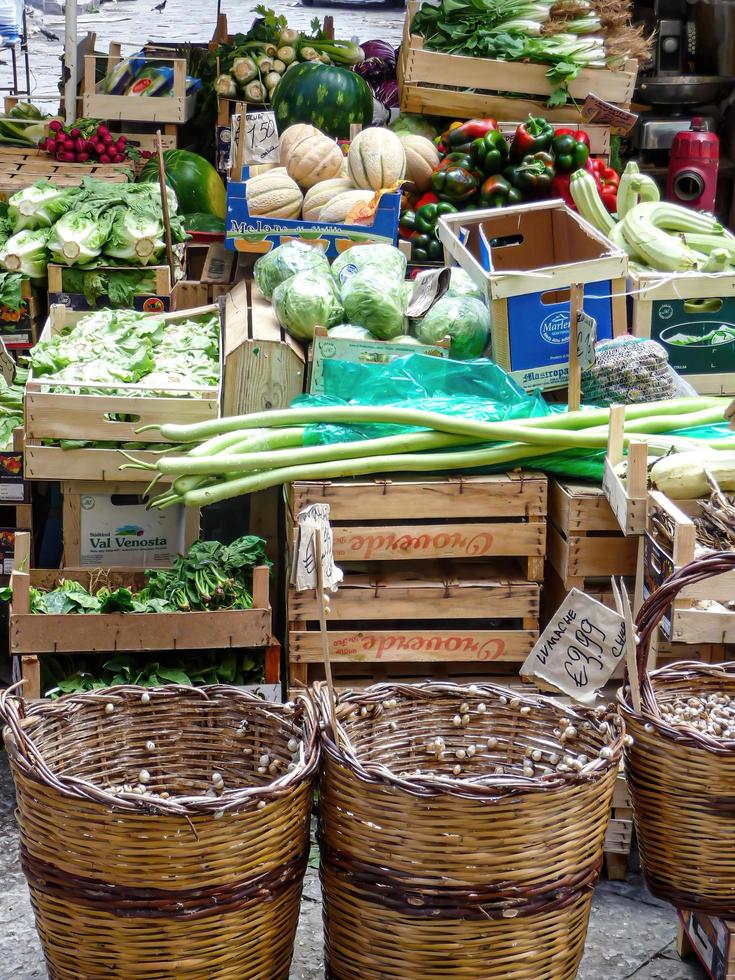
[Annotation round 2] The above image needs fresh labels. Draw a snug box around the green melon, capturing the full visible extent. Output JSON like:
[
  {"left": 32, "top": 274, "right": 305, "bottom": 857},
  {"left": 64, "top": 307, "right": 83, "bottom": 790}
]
[
  {"left": 271, "top": 62, "right": 373, "bottom": 141},
  {"left": 139, "top": 150, "right": 226, "bottom": 219}
]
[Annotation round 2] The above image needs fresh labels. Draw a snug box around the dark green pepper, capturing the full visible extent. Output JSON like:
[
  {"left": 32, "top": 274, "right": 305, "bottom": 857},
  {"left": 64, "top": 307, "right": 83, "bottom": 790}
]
[
  {"left": 551, "top": 133, "right": 589, "bottom": 173},
  {"left": 431, "top": 166, "right": 480, "bottom": 203},
  {"left": 504, "top": 151, "right": 555, "bottom": 193},
  {"left": 509, "top": 115, "right": 555, "bottom": 162},
  {"left": 415, "top": 201, "right": 458, "bottom": 234},
  {"left": 410, "top": 232, "right": 443, "bottom": 262},
  {"left": 479, "top": 175, "right": 524, "bottom": 208},
  {"left": 435, "top": 151, "right": 475, "bottom": 172},
  {"left": 469, "top": 130, "right": 509, "bottom": 176},
  {"left": 399, "top": 209, "right": 417, "bottom": 238}
]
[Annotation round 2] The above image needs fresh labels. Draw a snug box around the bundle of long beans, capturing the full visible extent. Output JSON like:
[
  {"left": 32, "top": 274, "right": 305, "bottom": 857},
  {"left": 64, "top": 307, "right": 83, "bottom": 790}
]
[{"left": 121, "top": 396, "right": 733, "bottom": 510}]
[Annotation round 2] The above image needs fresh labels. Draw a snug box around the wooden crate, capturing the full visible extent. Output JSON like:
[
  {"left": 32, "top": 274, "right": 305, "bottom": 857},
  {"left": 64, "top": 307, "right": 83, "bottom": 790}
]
[
  {"left": 9, "top": 533, "right": 277, "bottom": 699},
  {"left": 542, "top": 564, "right": 635, "bottom": 626},
  {"left": 23, "top": 302, "right": 221, "bottom": 482},
  {"left": 47, "top": 263, "right": 174, "bottom": 313},
  {"left": 287, "top": 474, "right": 546, "bottom": 689},
  {"left": 604, "top": 770, "right": 633, "bottom": 880},
  {"left": 548, "top": 479, "right": 639, "bottom": 591},
  {"left": 602, "top": 407, "right": 649, "bottom": 536},
  {"left": 0, "top": 146, "right": 132, "bottom": 200},
  {"left": 83, "top": 51, "right": 196, "bottom": 124},
  {"left": 678, "top": 910, "right": 735, "bottom": 980},
  {"left": 645, "top": 491, "right": 735, "bottom": 644},
  {"left": 398, "top": 0, "right": 637, "bottom": 123}
]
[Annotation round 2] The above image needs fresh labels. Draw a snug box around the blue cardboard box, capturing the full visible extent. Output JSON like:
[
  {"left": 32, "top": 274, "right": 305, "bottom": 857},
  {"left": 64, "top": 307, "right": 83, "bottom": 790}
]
[
  {"left": 437, "top": 201, "right": 628, "bottom": 391},
  {"left": 226, "top": 175, "right": 401, "bottom": 260}
]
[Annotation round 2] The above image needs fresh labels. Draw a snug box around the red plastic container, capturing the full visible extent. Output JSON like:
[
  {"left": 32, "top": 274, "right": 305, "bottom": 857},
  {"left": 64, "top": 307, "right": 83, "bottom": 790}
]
[{"left": 667, "top": 117, "right": 720, "bottom": 213}]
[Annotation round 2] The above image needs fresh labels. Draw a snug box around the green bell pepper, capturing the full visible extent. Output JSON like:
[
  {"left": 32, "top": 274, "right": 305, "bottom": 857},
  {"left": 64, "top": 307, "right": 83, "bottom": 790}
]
[
  {"left": 509, "top": 115, "right": 555, "bottom": 162},
  {"left": 551, "top": 133, "right": 589, "bottom": 173},
  {"left": 415, "top": 201, "right": 458, "bottom": 234},
  {"left": 431, "top": 165, "right": 480, "bottom": 203},
  {"left": 479, "top": 175, "right": 523, "bottom": 208},
  {"left": 410, "top": 233, "right": 443, "bottom": 262},
  {"left": 446, "top": 118, "right": 498, "bottom": 155},
  {"left": 435, "top": 151, "right": 475, "bottom": 172},
  {"left": 504, "top": 151, "right": 555, "bottom": 193},
  {"left": 470, "top": 130, "right": 509, "bottom": 176},
  {"left": 399, "top": 209, "right": 417, "bottom": 238}
]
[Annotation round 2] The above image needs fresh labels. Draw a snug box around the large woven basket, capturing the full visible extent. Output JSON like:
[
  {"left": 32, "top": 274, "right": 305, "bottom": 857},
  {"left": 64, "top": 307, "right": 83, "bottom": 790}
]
[
  {"left": 619, "top": 551, "right": 735, "bottom": 914},
  {"left": 0, "top": 684, "right": 319, "bottom": 980},
  {"left": 316, "top": 681, "right": 623, "bottom": 980}
]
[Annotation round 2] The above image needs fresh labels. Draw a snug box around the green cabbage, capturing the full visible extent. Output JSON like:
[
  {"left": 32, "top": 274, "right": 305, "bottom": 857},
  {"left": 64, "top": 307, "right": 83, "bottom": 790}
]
[
  {"left": 0, "top": 228, "right": 50, "bottom": 279},
  {"left": 332, "top": 243, "right": 407, "bottom": 287},
  {"left": 104, "top": 204, "right": 165, "bottom": 265},
  {"left": 8, "top": 181, "right": 76, "bottom": 231},
  {"left": 48, "top": 207, "right": 114, "bottom": 266},
  {"left": 340, "top": 270, "right": 407, "bottom": 340},
  {"left": 414, "top": 295, "right": 490, "bottom": 359},
  {"left": 272, "top": 271, "right": 344, "bottom": 341},
  {"left": 328, "top": 324, "right": 377, "bottom": 341},
  {"left": 254, "top": 241, "right": 330, "bottom": 301},
  {"left": 446, "top": 267, "right": 484, "bottom": 301}
]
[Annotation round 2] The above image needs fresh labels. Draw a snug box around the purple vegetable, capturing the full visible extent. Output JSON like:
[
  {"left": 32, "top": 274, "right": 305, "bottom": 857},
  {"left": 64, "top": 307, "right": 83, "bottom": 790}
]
[
  {"left": 359, "top": 39, "right": 397, "bottom": 63},
  {"left": 354, "top": 56, "right": 396, "bottom": 89},
  {"left": 375, "top": 79, "right": 399, "bottom": 109}
]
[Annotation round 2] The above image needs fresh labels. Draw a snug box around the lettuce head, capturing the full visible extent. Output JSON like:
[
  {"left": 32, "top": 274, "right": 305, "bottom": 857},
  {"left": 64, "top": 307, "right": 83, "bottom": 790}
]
[
  {"left": 254, "top": 241, "right": 330, "bottom": 300},
  {"left": 272, "top": 270, "right": 344, "bottom": 341},
  {"left": 414, "top": 295, "right": 490, "bottom": 359}
]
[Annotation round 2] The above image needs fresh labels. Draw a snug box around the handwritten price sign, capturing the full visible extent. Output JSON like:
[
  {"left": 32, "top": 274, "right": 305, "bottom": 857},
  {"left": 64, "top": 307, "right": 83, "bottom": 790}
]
[
  {"left": 243, "top": 110, "right": 279, "bottom": 164},
  {"left": 521, "top": 588, "right": 626, "bottom": 703},
  {"left": 291, "top": 503, "right": 343, "bottom": 593}
]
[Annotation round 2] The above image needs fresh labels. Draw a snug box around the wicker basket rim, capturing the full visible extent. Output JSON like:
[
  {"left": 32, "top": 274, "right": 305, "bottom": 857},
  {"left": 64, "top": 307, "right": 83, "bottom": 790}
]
[
  {"left": 1, "top": 683, "right": 320, "bottom": 816},
  {"left": 315, "top": 681, "right": 623, "bottom": 800}
]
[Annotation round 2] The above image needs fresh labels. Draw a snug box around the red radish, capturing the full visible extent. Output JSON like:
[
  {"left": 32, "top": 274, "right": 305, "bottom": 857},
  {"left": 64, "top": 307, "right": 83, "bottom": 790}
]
[
  {"left": 74, "top": 138, "right": 84, "bottom": 153},
  {"left": 45, "top": 138, "right": 56, "bottom": 153},
  {"left": 97, "top": 124, "right": 109, "bottom": 137},
  {"left": 94, "top": 142, "right": 105, "bottom": 155},
  {"left": 49, "top": 119, "right": 62, "bottom": 132},
  {"left": 141, "top": 150, "right": 153, "bottom": 159},
  {"left": 77, "top": 153, "right": 90, "bottom": 162},
  {"left": 99, "top": 153, "right": 111, "bottom": 163},
  {"left": 83, "top": 140, "right": 95, "bottom": 153},
  {"left": 102, "top": 133, "right": 113, "bottom": 146},
  {"left": 70, "top": 128, "right": 80, "bottom": 138},
  {"left": 117, "top": 135, "right": 127, "bottom": 145},
  {"left": 59, "top": 152, "right": 75, "bottom": 162}
]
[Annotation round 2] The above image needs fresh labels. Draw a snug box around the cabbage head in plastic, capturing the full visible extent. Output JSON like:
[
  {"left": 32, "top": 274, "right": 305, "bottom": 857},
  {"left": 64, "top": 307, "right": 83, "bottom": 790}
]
[
  {"left": 414, "top": 295, "right": 490, "bottom": 359},
  {"left": 331, "top": 242, "right": 407, "bottom": 287},
  {"left": 340, "top": 270, "right": 407, "bottom": 340},
  {"left": 272, "top": 270, "right": 344, "bottom": 341},
  {"left": 254, "top": 241, "right": 330, "bottom": 300}
]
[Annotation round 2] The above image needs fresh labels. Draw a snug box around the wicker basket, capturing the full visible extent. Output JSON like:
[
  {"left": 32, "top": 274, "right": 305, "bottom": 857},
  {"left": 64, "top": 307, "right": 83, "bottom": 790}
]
[
  {"left": 0, "top": 684, "right": 319, "bottom": 980},
  {"left": 316, "top": 681, "right": 623, "bottom": 980},
  {"left": 619, "top": 551, "right": 735, "bottom": 914}
]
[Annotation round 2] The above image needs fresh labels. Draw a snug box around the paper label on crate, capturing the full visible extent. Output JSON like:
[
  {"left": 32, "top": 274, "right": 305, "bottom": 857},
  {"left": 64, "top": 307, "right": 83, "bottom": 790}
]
[
  {"left": 78, "top": 494, "right": 186, "bottom": 568},
  {"left": 292, "top": 503, "right": 343, "bottom": 592},
  {"left": 406, "top": 267, "right": 452, "bottom": 318},
  {"left": 580, "top": 94, "right": 638, "bottom": 136},
  {"left": 0, "top": 337, "right": 14, "bottom": 385},
  {"left": 242, "top": 110, "right": 280, "bottom": 164},
  {"left": 521, "top": 588, "right": 627, "bottom": 704},
  {"left": 576, "top": 310, "right": 597, "bottom": 370}
]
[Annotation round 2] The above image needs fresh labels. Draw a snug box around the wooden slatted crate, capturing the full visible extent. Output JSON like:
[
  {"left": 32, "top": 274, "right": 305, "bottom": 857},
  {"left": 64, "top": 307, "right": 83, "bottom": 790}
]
[
  {"left": 548, "top": 479, "right": 639, "bottom": 592},
  {"left": 0, "top": 146, "right": 132, "bottom": 200},
  {"left": 604, "top": 770, "right": 633, "bottom": 880},
  {"left": 287, "top": 473, "right": 546, "bottom": 691},
  {"left": 9, "top": 532, "right": 278, "bottom": 698},
  {"left": 398, "top": 0, "right": 637, "bottom": 123}
]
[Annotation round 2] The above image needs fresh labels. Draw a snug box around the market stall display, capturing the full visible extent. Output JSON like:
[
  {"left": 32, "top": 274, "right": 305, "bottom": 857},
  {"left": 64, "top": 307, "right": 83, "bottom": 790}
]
[{"left": 0, "top": 684, "right": 319, "bottom": 978}]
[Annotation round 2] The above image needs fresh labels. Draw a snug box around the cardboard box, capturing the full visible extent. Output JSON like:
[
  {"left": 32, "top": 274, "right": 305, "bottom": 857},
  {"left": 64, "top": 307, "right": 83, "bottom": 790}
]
[
  {"left": 630, "top": 267, "right": 735, "bottom": 395},
  {"left": 0, "top": 280, "right": 41, "bottom": 347},
  {"left": 679, "top": 910, "right": 735, "bottom": 980},
  {"left": 62, "top": 481, "right": 199, "bottom": 568},
  {"left": 226, "top": 175, "right": 401, "bottom": 260},
  {"left": 437, "top": 201, "right": 628, "bottom": 390}
]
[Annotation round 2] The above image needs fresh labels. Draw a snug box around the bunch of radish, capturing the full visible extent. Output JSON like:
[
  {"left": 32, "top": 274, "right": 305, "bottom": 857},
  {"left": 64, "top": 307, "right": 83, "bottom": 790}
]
[{"left": 42, "top": 119, "right": 153, "bottom": 164}]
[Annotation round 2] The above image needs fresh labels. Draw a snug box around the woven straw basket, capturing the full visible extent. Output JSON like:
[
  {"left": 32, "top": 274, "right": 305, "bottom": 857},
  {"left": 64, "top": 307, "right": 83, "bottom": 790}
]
[
  {"left": 619, "top": 551, "right": 735, "bottom": 914},
  {"left": 0, "top": 684, "right": 319, "bottom": 980},
  {"left": 316, "top": 681, "right": 623, "bottom": 980}
]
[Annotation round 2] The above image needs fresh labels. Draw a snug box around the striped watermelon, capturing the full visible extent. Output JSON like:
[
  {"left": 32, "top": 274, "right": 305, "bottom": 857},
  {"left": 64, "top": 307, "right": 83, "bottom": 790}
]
[{"left": 272, "top": 62, "right": 373, "bottom": 141}]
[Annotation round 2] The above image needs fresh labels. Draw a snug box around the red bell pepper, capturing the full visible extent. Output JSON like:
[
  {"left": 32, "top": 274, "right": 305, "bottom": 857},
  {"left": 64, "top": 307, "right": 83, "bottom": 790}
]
[
  {"left": 509, "top": 115, "right": 554, "bottom": 162},
  {"left": 413, "top": 191, "right": 439, "bottom": 211},
  {"left": 446, "top": 118, "right": 498, "bottom": 154},
  {"left": 551, "top": 173, "right": 575, "bottom": 209},
  {"left": 554, "top": 127, "right": 591, "bottom": 150},
  {"left": 587, "top": 157, "right": 619, "bottom": 212}
]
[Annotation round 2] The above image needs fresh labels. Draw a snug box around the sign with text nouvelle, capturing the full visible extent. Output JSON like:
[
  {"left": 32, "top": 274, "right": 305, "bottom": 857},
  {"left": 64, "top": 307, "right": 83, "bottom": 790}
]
[
  {"left": 521, "top": 588, "right": 627, "bottom": 703},
  {"left": 291, "top": 503, "right": 343, "bottom": 593}
]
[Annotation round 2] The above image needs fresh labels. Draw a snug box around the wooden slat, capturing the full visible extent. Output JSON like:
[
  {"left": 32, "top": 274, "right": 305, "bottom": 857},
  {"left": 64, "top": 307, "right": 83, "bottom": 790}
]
[
  {"left": 549, "top": 479, "right": 620, "bottom": 533},
  {"left": 23, "top": 443, "right": 173, "bottom": 483},
  {"left": 290, "top": 628, "right": 537, "bottom": 663},
  {"left": 290, "top": 563, "right": 539, "bottom": 621},
  {"left": 291, "top": 473, "right": 547, "bottom": 521},
  {"left": 11, "top": 608, "right": 271, "bottom": 654},
  {"left": 566, "top": 533, "right": 638, "bottom": 578},
  {"left": 672, "top": 608, "right": 735, "bottom": 645}
]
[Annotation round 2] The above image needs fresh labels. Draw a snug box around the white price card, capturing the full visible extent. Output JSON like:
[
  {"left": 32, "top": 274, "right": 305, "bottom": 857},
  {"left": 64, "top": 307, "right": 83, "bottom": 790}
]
[
  {"left": 0, "top": 337, "right": 15, "bottom": 385},
  {"left": 405, "top": 267, "right": 452, "bottom": 318},
  {"left": 576, "top": 310, "right": 597, "bottom": 371},
  {"left": 291, "top": 503, "right": 343, "bottom": 593},
  {"left": 242, "top": 109, "right": 279, "bottom": 164},
  {"left": 520, "top": 588, "right": 626, "bottom": 704}
]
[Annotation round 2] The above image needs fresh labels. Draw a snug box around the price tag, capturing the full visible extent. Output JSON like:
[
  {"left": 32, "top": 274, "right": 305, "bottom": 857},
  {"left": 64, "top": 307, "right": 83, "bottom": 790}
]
[
  {"left": 242, "top": 109, "right": 279, "bottom": 164},
  {"left": 406, "top": 267, "right": 452, "bottom": 318},
  {"left": 0, "top": 337, "right": 15, "bottom": 385},
  {"left": 580, "top": 94, "right": 638, "bottom": 136},
  {"left": 520, "top": 588, "right": 626, "bottom": 704},
  {"left": 576, "top": 310, "right": 597, "bottom": 371},
  {"left": 291, "top": 503, "right": 343, "bottom": 592}
]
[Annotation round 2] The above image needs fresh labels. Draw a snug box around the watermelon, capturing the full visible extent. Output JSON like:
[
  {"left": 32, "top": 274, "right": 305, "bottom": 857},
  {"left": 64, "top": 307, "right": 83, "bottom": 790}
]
[
  {"left": 184, "top": 212, "right": 226, "bottom": 233},
  {"left": 271, "top": 62, "right": 373, "bottom": 141},
  {"left": 139, "top": 150, "right": 226, "bottom": 220}
]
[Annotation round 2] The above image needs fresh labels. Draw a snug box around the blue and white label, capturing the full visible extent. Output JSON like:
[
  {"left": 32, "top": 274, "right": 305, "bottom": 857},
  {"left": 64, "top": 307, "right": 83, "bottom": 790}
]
[{"left": 540, "top": 311, "right": 570, "bottom": 345}]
